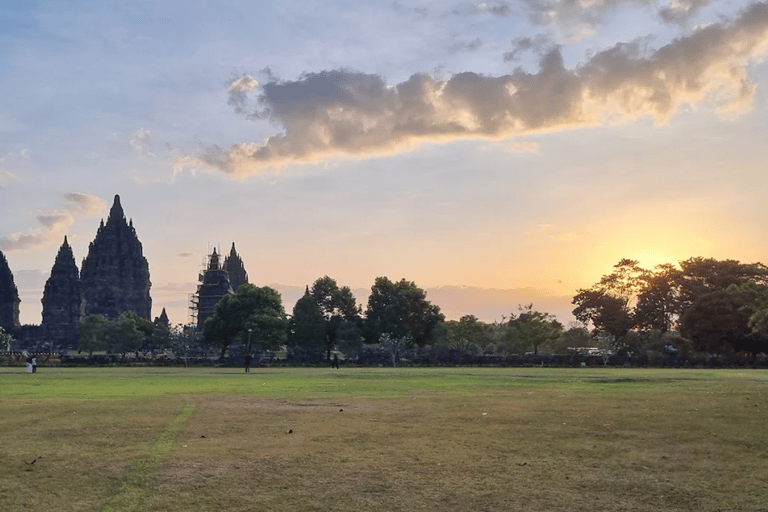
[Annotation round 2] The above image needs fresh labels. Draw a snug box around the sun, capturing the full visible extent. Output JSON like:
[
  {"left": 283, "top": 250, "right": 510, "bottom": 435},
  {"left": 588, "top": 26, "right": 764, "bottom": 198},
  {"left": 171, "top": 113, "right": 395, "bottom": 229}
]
[{"left": 630, "top": 249, "right": 678, "bottom": 271}]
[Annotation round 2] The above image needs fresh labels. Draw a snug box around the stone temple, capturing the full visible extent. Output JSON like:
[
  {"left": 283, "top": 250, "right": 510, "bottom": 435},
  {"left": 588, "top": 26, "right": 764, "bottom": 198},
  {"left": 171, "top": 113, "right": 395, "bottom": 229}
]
[
  {"left": 80, "top": 195, "right": 152, "bottom": 319},
  {"left": 0, "top": 194, "right": 154, "bottom": 349},
  {"left": 223, "top": 243, "right": 248, "bottom": 292},
  {"left": 0, "top": 249, "right": 21, "bottom": 333},
  {"left": 192, "top": 243, "right": 249, "bottom": 328},
  {"left": 41, "top": 237, "right": 82, "bottom": 348}
]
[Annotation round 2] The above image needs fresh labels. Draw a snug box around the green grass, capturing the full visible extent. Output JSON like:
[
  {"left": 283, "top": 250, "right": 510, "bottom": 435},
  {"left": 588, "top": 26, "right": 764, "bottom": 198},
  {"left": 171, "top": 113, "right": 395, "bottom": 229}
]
[{"left": 1, "top": 367, "right": 767, "bottom": 511}]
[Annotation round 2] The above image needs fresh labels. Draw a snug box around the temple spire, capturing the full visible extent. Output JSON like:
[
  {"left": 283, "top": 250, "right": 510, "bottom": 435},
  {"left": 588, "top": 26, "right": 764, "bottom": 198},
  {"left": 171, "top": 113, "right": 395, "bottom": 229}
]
[
  {"left": 42, "top": 237, "right": 82, "bottom": 348},
  {"left": 0, "top": 249, "right": 21, "bottom": 331},
  {"left": 223, "top": 242, "right": 248, "bottom": 291},
  {"left": 81, "top": 195, "right": 152, "bottom": 319}
]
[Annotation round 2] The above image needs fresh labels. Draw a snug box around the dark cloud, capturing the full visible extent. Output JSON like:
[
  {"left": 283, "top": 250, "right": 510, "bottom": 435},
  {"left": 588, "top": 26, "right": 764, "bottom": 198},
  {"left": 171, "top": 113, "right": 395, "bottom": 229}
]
[
  {"left": 449, "top": 38, "right": 484, "bottom": 53},
  {"left": 658, "top": 0, "right": 715, "bottom": 24},
  {"left": 176, "top": 2, "right": 768, "bottom": 177},
  {"left": 504, "top": 35, "right": 554, "bottom": 62},
  {"left": 227, "top": 75, "right": 259, "bottom": 116}
]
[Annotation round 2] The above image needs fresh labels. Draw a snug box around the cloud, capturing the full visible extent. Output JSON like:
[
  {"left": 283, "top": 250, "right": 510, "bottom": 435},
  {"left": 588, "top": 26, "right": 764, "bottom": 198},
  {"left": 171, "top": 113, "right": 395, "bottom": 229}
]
[
  {"left": 0, "top": 170, "right": 20, "bottom": 184},
  {"left": 459, "top": 0, "right": 716, "bottom": 34},
  {"left": 515, "top": 0, "right": 708, "bottom": 30},
  {"left": 513, "top": 0, "right": 650, "bottom": 32},
  {"left": 504, "top": 35, "right": 554, "bottom": 62},
  {"left": 457, "top": 1, "right": 512, "bottom": 17},
  {"left": 504, "top": 139, "right": 540, "bottom": 153},
  {"left": 658, "top": 0, "right": 714, "bottom": 24},
  {"left": 129, "top": 128, "right": 155, "bottom": 156},
  {"left": 0, "top": 193, "right": 106, "bottom": 251},
  {"left": 64, "top": 193, "right": 107, "bottom": 215},
  {"left": 449, "top": 38, "right": 484, "bottom": 53},
  {"left": 153, "top": 281, "right": 198, "bottom": 291},
  {"left": 176, "top": 3, "right": 768, "bottom": 177},
  {"left": 227, "top": 75, "right": 259, "bottom": 116}
]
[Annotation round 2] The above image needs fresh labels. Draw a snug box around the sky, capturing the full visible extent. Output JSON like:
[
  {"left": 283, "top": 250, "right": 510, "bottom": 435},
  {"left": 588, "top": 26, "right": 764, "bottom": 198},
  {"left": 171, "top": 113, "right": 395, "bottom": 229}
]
[{"left": 1, "top": 0, "right": 767, "bottom": 327}]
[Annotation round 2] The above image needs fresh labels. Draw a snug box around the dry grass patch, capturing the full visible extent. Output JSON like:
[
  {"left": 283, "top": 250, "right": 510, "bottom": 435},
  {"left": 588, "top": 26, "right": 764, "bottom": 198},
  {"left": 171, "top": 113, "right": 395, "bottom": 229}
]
[
  {"left": 145, "top": 383, "right": 768, "bottom": 512},
  {"left": 2, "top": 368, "right": 766, "bottom": 511},
  {"left": 0, "top": 396, "right": 185, "bottom": 511}
]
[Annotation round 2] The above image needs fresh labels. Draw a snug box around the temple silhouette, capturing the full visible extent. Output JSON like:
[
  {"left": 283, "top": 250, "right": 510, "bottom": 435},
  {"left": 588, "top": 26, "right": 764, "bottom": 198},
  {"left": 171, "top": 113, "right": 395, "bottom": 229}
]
[
  {"left": 191, "top": 243, "right": 249, "bottom": 328},
  {"left": 0, "top": 194, "right": 253, "bottom": 350},
  {"left": 0, "top": 195, "right": 153, "bottom": 349}
]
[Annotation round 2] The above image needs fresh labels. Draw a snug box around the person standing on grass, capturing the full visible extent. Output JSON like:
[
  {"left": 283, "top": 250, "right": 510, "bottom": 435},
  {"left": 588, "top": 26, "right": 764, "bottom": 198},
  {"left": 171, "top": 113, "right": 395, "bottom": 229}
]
[
  {"left": 31, "top": 355, "right": 37, "bottom": 373},
  {"left": 244, "top": 353, "right": 252, "bottom": 373},
  {"left": 332, "top": 354, "right": 339, "bottom": 369},
  {"left": 26, "top": 356, "right": 33, "bottom": 373}
]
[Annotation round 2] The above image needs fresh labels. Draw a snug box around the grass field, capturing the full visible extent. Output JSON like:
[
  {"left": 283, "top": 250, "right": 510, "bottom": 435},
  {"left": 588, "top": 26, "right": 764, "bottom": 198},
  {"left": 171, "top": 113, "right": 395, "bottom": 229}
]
[{"left": 1, "top": 367, "right": 766, "bottom": 511}]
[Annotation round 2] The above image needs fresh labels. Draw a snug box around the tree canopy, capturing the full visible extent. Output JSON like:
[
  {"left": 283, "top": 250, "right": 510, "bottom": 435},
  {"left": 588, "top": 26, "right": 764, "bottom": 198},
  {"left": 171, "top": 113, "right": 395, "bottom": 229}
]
[
  {"left": 310, "top": 276, "right": 361, "bottom": 359},
  {"left": 441, "top": 314, "right": 489, "bottom": 354},
  {"left": 203, "top": 283, "right": 287, "bottom": 358},
  {"left": 508, "top": 304, "right": 563, "bottom": 355},
  {"left": 363, "top": 277, "right": 444, "bottom": 347},
  {"left": 680, "top": 285, "right": 768, "bottom": 356},
  {"left": 78, "top": 313, "right": 143, "bottom": 356},
  {"left": 287, "top": 287, "right": 327, "bottom": 354},
  {"left": 574, "top": 257, "right": 768, "bottom": 355},
  {"left": 574, "top": 257, "right": 768, "bottom": 332}
]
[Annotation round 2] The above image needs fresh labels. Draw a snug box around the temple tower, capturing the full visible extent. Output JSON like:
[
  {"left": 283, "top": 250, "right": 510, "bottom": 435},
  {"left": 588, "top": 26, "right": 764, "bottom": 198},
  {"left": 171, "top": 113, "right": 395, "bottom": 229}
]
[
  {"left": 41, "top": 237, "right": 82, "bottom": 348},
  {"left": 0, "top": 249, "right": 21, "bottom": 332},
  {"left": 154, "top": 307, "right": 170, "bottom": 327},
  {"left": 80, "top": 195, "right": 152, "bottom": 319},
  {"left": 194, "top": 248, "right": 233, "bottom": 328},
  {"left": 223, "top": 243, "right": 248, "bottom": 292}
]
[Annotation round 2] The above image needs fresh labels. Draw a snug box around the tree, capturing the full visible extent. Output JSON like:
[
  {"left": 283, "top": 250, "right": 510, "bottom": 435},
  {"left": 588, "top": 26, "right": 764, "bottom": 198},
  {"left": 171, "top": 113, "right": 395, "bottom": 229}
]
[
  {"left": 550, "top": 323, "right": 593, "bottom": 354},
  {"left": 593, "top": 258, "right": 648, "bottom": 301},
  {"left": 574, "top": 257, "right": 768, "bottom": 338},
  {"left": 679, "top": 285, "right": 767, "bottom": 356},
  {"left": 122, "top": 311, "right": 156, "bottom": 337},
  {"left": 334, "top": 319, "right": 364, "bottom": 356},
  {"left": 79, "top": 315, "right": 109, "bottom": 356},
  {"left": 673, "top": 258, "right": 768, "bottom": 325},
  {"left": 363, "top": 277, "right": 444, "bottom": 347},
  {"left": 287, "top": 287, "right": 326, "bottom": 354},
  {"left": 107, "top": 314, "right": 144, "bottom": 357},
  {"left": 572, "top": 289, "right": 634, "bottom": 338},
  {"left": 745, "top": 282, "right": 768, "bottom": 341},
  {"left": 634, "top": 263, "right": 679, "bottom": 332},
  {"left": 443, "top": 315, "right": 488, "bottom": 354},
  {"left": 203, "top": 283, "right": 287, "bottom": 358},
  {"left": 310, "top": 276, "right": 361, "bottom": 360},
  {"left": 737, "top": 282, "right": 768, "bottom": 349},
  {"left": 508, "top": 304, "right": 563, "bottom": 355},
  {"left": 77, "top": 314, "right": 142, "bottom": 357},
  {"left": 0, "top": 326, "right": 12, "bottom": 351},
  {"left": 167, "top": 323, "right": 202, "bottom": 366},
  {"left": 572, "top": 259, "right": 645, "bottom": 338}
]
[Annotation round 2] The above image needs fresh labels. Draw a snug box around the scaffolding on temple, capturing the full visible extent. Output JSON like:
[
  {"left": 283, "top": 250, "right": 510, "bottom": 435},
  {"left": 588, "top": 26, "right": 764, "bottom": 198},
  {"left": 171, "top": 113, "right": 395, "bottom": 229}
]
[{"left": 189, "top": 243, "right": 249, "bottom": 329}]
